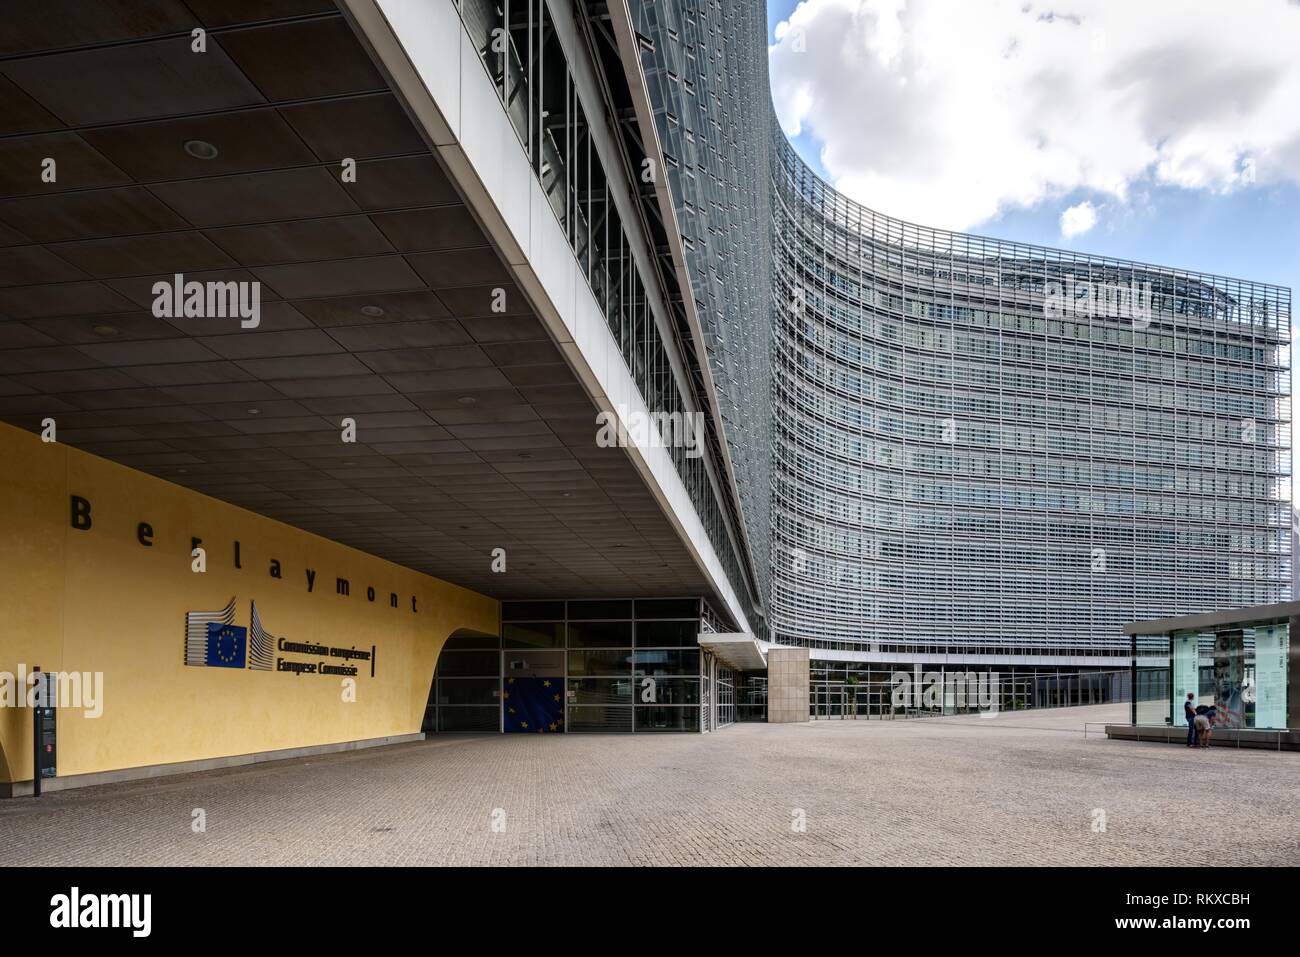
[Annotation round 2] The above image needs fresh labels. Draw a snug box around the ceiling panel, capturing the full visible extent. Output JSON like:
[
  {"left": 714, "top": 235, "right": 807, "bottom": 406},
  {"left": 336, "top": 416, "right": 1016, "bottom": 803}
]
[
  {"left": 293, "top": 290, "right": 451, "bottom": 326},
  {"left": 80, "top": 108, "right": 318, "bottom": 181},
  {"left": 218, "top": 18, "right": 386, "bottom": 101},
  {"left": 47, "top": 231, "right": 236, "bottom": 278},
  {"left": 371, "top": 207, "right": 484, "bottom": 252},
  {"left": 148, "top": 167, "right": 359, "bottom": 226},
  {"left": 343, "top": 155, "right": 461, "bottom": 209},
  {"left": 0, "top": 74, "right": 60, "bottom": 135},
  {"left": 205, "top": 215, "right": 395, "bottom": 265},
  {"left": 0, "top": 1, "right": 198, "bottom": 57},
  {"left": 1, "top": 38, "right": 265, "bottom": 125},
  {"left": 73, "top": 338, "right": 222, "bottom": 366},
  {"left": 182, "top": 0, "right": 337, "bottom": 28},
  {"left": 196, "top": 328, "right": 345, "bottom": 360},
  {"left": 0, "top": 246, "right": 88, "bottom": 286},
  {"left": 323, "top": 319, "right": 470, "bottom": 351},
  {"left": 0, "top": 187, "right": 189, "bottom": 243},
  {"left": 278, "top": 93, "right": 428, "bottom": 160},
  {"left": 252, "top": 255, "right": 423, "bottom": 299},
  {"left": 0, "top": 132, "right": 130, "bottom": 198},
  {"left": 0, "top": 280, "right": 136, "bottom": 318}
]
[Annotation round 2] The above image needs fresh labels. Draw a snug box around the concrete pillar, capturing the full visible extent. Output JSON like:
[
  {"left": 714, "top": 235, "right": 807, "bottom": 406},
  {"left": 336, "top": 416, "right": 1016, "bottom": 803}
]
[{"left": 767, "top": 647, "right": 810, "bottom": 723}]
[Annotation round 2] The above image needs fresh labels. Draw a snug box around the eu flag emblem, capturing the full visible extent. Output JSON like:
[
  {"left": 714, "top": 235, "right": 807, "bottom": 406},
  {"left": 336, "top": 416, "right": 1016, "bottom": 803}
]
[
  {"left": 504, "top": 676, "right": 564, "bottom": 733},
  {"left": 206, "top": 623, "right": 247, "bottom": 668}
]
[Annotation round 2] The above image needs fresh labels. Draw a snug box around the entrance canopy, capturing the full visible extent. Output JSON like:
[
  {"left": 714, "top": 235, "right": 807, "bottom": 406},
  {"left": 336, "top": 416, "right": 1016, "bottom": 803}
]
[{"left": 698, "top": 632, "right": 769, "bottom": 671}]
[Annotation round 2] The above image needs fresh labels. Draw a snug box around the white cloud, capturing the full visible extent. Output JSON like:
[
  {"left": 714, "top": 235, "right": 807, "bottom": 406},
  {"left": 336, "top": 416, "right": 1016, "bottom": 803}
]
[
  {"left": 769, "top": 0, "right": 1300, "bottom": 231},
  {"left": 1059, "top": 201, "right": 1098, "bottom": 239}
]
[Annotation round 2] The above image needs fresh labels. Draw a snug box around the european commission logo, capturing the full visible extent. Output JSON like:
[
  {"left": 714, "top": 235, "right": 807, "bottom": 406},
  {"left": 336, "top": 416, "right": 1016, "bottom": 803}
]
[
  {"left": 184, "top": 598, "right": 276, "bottom": 671},
  {"left": 206, "top": 623, "right": 246, "bottom": 668}
]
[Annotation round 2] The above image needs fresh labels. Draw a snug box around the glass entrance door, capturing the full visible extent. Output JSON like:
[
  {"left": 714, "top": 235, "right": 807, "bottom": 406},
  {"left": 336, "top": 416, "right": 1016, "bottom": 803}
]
[{"left": 503, "top": 648, "right": 565, "bottom": 734}]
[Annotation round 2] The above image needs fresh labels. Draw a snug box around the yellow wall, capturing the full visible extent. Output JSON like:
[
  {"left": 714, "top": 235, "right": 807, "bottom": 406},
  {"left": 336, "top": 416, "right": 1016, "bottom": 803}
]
[{"left": 0, "top": 421, "right": 498, "bottom": 783}]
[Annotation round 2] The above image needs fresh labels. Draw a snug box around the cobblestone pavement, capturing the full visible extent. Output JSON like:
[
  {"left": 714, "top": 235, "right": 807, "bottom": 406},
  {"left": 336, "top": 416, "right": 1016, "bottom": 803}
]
[{"left": 2, "top": 704, "right": 1296, "bottom": 866}]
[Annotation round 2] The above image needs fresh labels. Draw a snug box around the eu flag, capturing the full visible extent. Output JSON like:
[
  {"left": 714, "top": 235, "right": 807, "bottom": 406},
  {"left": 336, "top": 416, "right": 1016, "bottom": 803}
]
[
  {"left": 502, "top": 677, "right": 565, "bottom": 733},
  {"left": 206, "top": 623, "right": 247, "bottom": 668}
]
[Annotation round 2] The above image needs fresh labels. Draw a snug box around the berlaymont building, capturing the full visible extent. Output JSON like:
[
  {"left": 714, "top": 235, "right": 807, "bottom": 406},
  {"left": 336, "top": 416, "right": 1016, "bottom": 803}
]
[{"left": 0, "top": 0, "right": 1292, "bottom": 793}]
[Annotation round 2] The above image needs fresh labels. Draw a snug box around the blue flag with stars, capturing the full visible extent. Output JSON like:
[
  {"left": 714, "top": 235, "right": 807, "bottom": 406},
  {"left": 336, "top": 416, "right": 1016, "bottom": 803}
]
[
  {"left": 503, "top": 676, "right": 564, "bottom": 733},
  {"left": 206, "top": 622, "right": 247, "bottom": 668}
]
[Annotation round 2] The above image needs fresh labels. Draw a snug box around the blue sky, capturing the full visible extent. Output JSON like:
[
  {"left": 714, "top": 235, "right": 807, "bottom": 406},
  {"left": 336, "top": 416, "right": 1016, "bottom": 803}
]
[
  {"left": 767, "top": 0, "right": 1300, "bottom": 499},
  {"left": 767, "top": 0, "right": 1300, "bottom": 291}
]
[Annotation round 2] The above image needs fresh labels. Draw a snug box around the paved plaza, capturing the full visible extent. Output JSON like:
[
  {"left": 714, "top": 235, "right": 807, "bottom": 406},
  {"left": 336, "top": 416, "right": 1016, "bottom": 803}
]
[{"left": 2, "top": 705, "right": 1296, "bottom": 866}]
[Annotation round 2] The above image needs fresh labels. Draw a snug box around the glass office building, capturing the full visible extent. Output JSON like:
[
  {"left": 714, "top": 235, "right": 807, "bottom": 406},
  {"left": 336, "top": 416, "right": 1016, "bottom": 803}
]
[
  {"left": 770, "top": 139, "right": 1291, "bottom": 661},
  {"left": 442, "top": 0, "right": 1291, "bottom": 722},
  {"left": 630, "top": 0, "right": 1292, "bottom": 675}
]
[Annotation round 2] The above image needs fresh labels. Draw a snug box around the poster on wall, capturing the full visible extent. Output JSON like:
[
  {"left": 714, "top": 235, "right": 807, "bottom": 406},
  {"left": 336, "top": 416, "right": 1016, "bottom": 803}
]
[
  {"left": 1211, "top": 630, "right": 1247, "bottom": 729},
  {"left": 1253, "top": 626, "right": 1287, "bottom": 730},
  {"left": 1172, "top": 632, "right": 1197, "bottom": 716}
]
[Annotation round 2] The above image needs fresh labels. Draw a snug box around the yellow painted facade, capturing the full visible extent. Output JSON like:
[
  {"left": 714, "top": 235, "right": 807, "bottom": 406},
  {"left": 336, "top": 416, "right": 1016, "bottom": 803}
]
[{"left": 0, "top": 422, "right": 498, "bottom": 785}]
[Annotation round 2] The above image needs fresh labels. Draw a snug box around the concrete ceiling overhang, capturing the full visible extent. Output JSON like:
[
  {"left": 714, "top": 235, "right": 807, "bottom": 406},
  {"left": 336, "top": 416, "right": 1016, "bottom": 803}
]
[
  {"left": 0, "top": 0, "right": 720, "bottom": 603},
  {"left": 697, "top": 632, "right": 768, "bottom": 671}
]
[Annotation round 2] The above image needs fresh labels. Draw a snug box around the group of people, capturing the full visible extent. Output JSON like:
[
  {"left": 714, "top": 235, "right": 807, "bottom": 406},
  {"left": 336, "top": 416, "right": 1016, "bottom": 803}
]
[{"left": 1183, "top": 692, "right": 1218, "bottom": 748}]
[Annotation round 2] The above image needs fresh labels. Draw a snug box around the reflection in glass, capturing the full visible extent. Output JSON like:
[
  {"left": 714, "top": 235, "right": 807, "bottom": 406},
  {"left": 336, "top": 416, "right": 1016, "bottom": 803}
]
[
  {"left": 633, "top": 649, "right": 700, "bottom": 676},
  {"left": 635, "top": 620, "right": 698, "bottom": 647},
  {"left": 635, "top": 707, "right": 701, "bottom": 732},
  {"left": 568, "top": 706, "right": 634, "bottom": 732},
  {"left": 569, "top": 677, "right": 634, "bottom": 704},
  {"left": 567, "top": 621, "right": 633, "bottom": 648},
  {"left": 568, "top": 649, "right": 634, "bottom": 676},
  {"left": 503, "top": 622, "right": 562, "bottom": 648}
]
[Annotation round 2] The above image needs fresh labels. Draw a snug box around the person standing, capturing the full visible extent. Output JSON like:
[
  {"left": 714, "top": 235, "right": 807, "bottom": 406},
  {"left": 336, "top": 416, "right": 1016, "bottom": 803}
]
[{"left": 1183, "top": 692, "right": 1197, "bottom": 748}]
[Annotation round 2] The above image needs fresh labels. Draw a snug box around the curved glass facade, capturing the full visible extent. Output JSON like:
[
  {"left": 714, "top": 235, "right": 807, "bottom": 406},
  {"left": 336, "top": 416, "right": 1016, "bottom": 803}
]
[
  {"left": 771, "top": 138, "right": 1291, "bottom": 657},
  {"left": 626, "top": 0, "right": 1290, "bottom": 660}
]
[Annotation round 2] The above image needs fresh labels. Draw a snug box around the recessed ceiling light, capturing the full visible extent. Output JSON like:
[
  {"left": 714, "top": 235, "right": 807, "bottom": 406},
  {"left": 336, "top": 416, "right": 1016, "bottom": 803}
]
[
  {"left": 518, "top": 452, "right": 532, "bottom": 459},
  {"left": 246, "top": 408, "right": 261, "bottom": 415},
  {"left": 177, "top": 468, "right": 188, "bottom": 474},
  {"left": 456, "top": 395, "right": 477, "bottom": 405},
  {"left": 561, "top": 492, "right": 573, "bottom": 498},
  {"left": 360, "top": 305, "right": 385, "bottom": 318},
  {"left": 183, "top": 139, "right": 219, "bottom": 160},
  {"left": 91, "top": 324, "right": 119, "bottom": 337}
]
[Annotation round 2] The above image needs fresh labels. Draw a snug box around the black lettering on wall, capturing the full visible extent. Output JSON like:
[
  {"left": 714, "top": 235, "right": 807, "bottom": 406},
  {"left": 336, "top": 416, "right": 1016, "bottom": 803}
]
[
  {"left": 70, "top": 495, "right": 92, "bottom": 530},
  {"left": 55, "top": 501, "right": 418, "bottom": 620}
]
